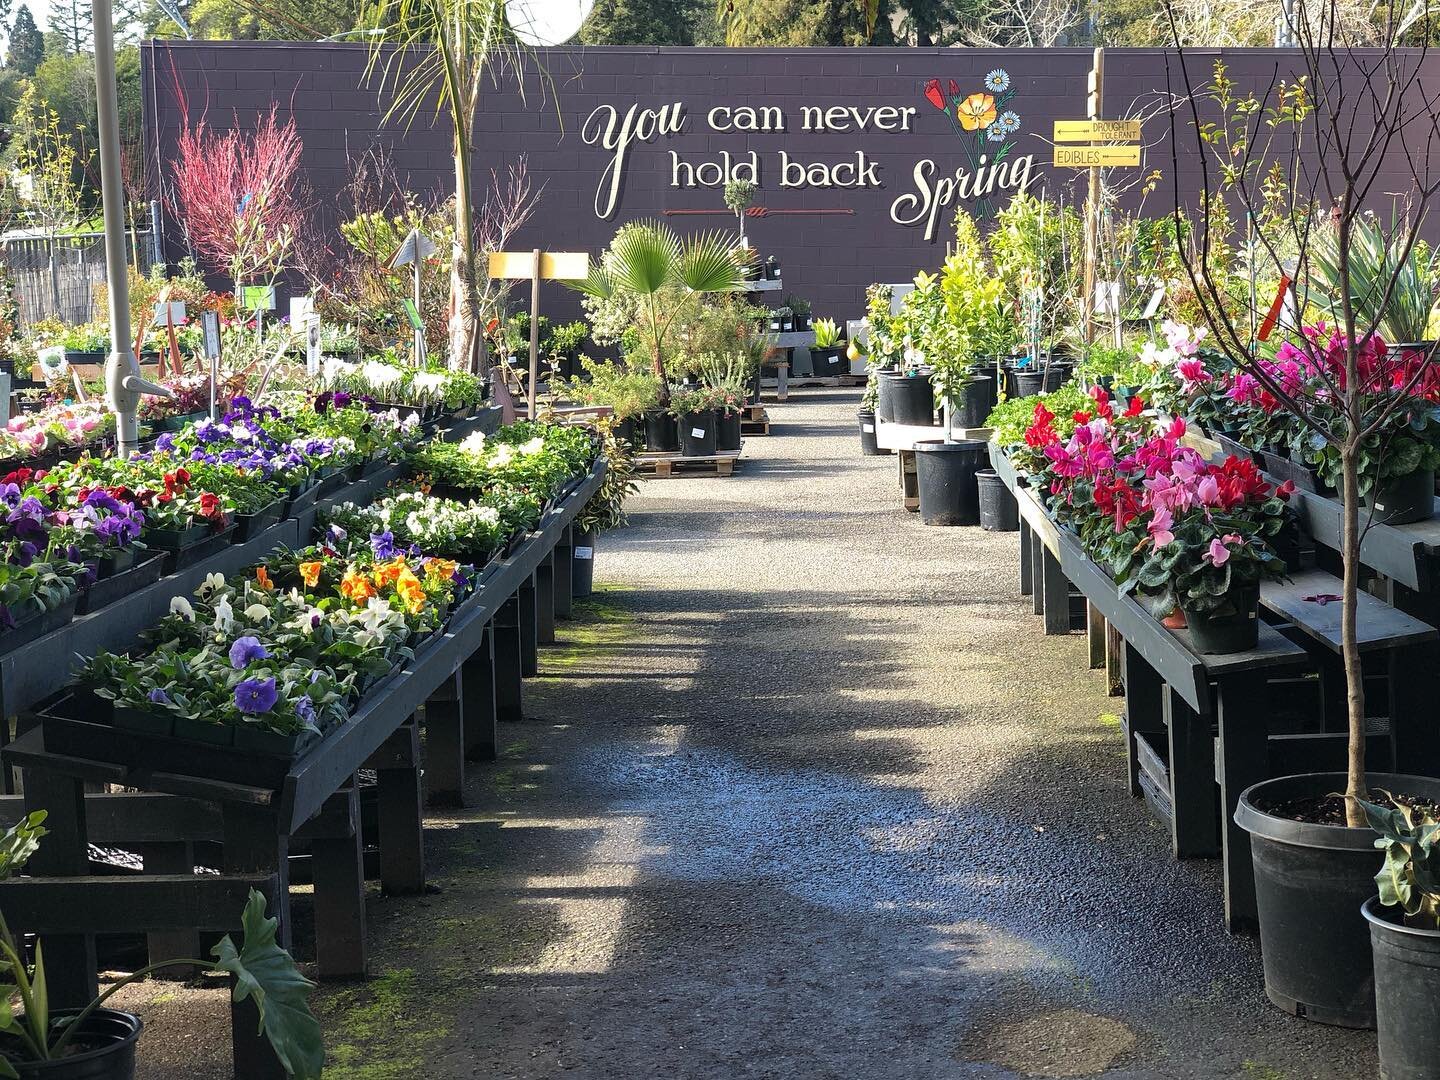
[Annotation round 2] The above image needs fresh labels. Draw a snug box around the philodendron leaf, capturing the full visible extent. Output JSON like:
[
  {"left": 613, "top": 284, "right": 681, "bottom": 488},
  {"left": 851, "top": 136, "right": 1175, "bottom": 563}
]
[
  {"left": 211, "top": 891, "right": 323, "bottom": 1079},
  {"left": 1377, "top": 844, "right": 1417, "bottom": 914}
]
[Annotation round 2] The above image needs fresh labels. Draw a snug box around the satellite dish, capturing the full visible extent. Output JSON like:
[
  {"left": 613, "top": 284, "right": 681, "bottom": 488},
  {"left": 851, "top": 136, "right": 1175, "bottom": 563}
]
[{"left": 506, "top": 0, "right": 594, "bottom": 45}]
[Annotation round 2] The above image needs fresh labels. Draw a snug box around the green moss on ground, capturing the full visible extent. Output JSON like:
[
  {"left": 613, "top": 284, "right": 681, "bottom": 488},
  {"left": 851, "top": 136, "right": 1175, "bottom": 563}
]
[
  {"left": 322, "top": 970, "right": 451, "bottom": 1080},
  {"left": 542, "top": 586, "right": 636, "bottom": 671},
  {"left": 1241, "top": 1062, "right": 1287, "bottom": 1080}
]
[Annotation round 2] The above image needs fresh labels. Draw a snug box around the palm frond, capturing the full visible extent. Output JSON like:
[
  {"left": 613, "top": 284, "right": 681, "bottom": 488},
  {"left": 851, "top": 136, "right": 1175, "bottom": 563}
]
[
  {"left": 677, "top": 229, "right": 743, "bottom": 293},
  {"left": 609, "top": 220, "right": 681, "bottom": 296}
]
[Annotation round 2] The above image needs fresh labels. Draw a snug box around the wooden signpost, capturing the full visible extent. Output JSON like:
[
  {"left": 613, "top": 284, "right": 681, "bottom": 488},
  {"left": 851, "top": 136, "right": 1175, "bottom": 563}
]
[
  {"left": 1051, "top": 49, "right": 1143, "bottom": 347},
  {"left": 487, "top": 250, "right": 588, "bottom": 416}
]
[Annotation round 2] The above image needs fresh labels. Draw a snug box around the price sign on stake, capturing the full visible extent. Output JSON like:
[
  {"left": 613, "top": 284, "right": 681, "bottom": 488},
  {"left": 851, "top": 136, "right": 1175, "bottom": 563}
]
[
  {"left": 202, "top": 310, "right": 222, "bottom": 420},
  {"left": 488, "top": 250, "right": 589, "bottom": 416}
]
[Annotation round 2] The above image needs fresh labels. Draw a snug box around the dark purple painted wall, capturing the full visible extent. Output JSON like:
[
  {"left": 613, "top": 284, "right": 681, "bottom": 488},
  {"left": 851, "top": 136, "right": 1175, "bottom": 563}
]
[{"left": 139, "top": 42, "right": 1440, "bottom": 326}]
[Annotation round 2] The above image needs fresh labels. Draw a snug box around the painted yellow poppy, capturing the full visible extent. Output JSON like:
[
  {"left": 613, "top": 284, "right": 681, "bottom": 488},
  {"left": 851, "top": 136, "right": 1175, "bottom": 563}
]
[{"left": 957, "top": 92, "right": 997, "bottom": 131}]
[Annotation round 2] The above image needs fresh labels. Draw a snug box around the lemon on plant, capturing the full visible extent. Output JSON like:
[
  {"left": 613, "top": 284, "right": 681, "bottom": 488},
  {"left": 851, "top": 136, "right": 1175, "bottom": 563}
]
[{"left": 846, "top": 341, "right": 862, "bottom": 362}]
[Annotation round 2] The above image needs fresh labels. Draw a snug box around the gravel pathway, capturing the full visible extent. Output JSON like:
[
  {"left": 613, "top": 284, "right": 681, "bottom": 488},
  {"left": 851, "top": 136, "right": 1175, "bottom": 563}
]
[{"left": 132, "top": 388, "right": 1374, "bottom": 1079}]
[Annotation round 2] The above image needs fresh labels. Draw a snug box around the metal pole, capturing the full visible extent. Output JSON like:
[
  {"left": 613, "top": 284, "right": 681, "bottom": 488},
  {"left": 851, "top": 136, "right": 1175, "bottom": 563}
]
[
  {"left": 414, "top": 260, "right": 424, "bottom": 365},
  {"left": 95, "top": 0, "right": 168, "bottom": 455},
  {"left": 528, "top": 248, "right": 541, "bottom": 417}
]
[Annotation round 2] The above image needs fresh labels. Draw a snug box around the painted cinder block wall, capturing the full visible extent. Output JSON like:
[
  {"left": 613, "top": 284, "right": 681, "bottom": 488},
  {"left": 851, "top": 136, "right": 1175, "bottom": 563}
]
[{"left": 140, "top": 42, "right": 1440, "bottom": 327}]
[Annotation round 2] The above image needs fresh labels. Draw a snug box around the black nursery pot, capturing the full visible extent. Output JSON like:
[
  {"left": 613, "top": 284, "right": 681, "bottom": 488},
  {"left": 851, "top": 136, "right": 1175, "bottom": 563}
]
[
  {"left": 615, "top": 416, "right": 638, "bottom": 448},
  {"left": 1368, "top": 468, "right": 1436, "bottom": 526},
  {"left": 955, "top": 377, "right": 994, "bottom": 430},
  {"left": 875, "top": 369, "right": 897, "bottom": 422},
  {"left": 811, "top": 347, "right": 845, "bottom": 377},
  {"left": 643, "top": 411, "right": 679, "bottom": 453},
  {"left": 1014, "top": 370, "right": 1045, "bottom": 397},
  {"left": 716, "top": 410, "right": 742, "bottom": 452},
  {"left": 914, "top": 440, "right": 987, "bottom": 526},
  {"left": 572, "top": 528, "right": 597, "bottom": 599},
  {"left": 1364, "top": 897, "right": 1440, "bottom": 1079},
  {"left": 883, "top": 374, "right": 935, "bottom": 426},
  {"left": 3, "top": 1008, "right": 141, "bottom": 1079},
  {"left": 1181, "top": 585, "right": 1260, "bottom": 654},
  {"left": 1236, "top": 772, "right": 1440, "bottom": 1029},
  {"left": 976, "top": 468, "right": 1019, "bottom": 531},
  {"left": 679, "top": 409, "right": 718, "bottom": 457},
  {"left": 857, "top": 410, "right": 889, "bottom": 456}
]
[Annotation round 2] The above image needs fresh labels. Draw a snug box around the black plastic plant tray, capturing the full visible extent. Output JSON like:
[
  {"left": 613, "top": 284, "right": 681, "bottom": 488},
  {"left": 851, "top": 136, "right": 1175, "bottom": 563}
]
[{"left": 76, "top": 553, "right": 167, "bottom": 616}]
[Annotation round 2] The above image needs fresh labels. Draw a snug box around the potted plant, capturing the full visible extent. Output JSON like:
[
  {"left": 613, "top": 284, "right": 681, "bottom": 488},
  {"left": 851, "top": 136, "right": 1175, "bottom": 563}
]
[
  {"left": 670, "top": 385, "right": 720, "bottom": 457},
  {"left": 722, "top": 179, "right": 756, "bottom": 248},
  {"left": 811, "top": 318, "right": 845, "bottom": 378},
  {"left": 787, "top": 294, "right": 811, "bottom": 333},
  {"left": 545, "top": 320, "right": 588, "bottom": 382},
  {"left": 1359, "top": 792, "right": 1440, "bottom": 1076},
  {"left": 0, "top": 812, "right": 323, "bottom": 1078},
  {"left": 765, "top": 254, "right": 780, "bottom": 281},
  {"left": 571, "top": 422, "right": 639, "bottom": 599},
  {"left": 768, "top": 306, "right": 792, "bottom": 335}
]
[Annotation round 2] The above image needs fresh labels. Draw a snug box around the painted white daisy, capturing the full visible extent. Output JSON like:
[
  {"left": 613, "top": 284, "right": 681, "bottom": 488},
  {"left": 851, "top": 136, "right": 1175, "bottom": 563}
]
[
  {"left": 985, "top": 69, "right": 1010, "bottom": 93},
  {"left": 987, "top": 125, "right": 1007, "bottom": 141},
  {"left": 1000, "top": 110, "right": 1020, "bottom": 132}
]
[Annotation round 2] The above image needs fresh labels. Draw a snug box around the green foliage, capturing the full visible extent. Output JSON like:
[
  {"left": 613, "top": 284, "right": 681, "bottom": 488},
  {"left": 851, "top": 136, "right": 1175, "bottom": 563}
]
[
  {"left": 7, "top": 6, "right": 43, "bottom": 74},
  {"left": 1360, "top": 792, "right": 1440, "bottom": 929},
  {"left": 575, "top": 421, "right": 639, "bottom": 533},
  {"left": 985, "top": 381, "right": 1090, "bottom": 449},
  {"left": 988, "top": 193, "right": 1084, "bottom": 351},
  {"left": 1310, "top": 211, "right": 1437, "bottom": 344},
  {"left": 552, "top": 357, "right": 662, "bottom": 420},
  {"left": 9, "top": 84, "right": 88, "bottom": 235},
  {"left": 580, "top": 0, "right": 702, "bottom": 43},
  {"left": 812, "top": 317, "right": 842, "bottom": 349}
]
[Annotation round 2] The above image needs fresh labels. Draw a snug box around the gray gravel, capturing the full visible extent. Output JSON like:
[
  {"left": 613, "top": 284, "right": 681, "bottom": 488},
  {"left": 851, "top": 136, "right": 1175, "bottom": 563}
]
[{"left": 133, "top": 388, "right": 1374, "bottom": 1079}]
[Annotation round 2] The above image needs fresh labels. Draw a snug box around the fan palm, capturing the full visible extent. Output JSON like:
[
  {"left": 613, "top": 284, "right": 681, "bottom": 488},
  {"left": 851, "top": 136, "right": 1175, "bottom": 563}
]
[
  {"left": 362, "top": 0, "right": 521, "bottom": 375},
  {"left": 1310, "top": 210, "right": 1437, "bottom": 345},
  {"left": 571, "top": 220, "right": 741, "bottom": 407}
]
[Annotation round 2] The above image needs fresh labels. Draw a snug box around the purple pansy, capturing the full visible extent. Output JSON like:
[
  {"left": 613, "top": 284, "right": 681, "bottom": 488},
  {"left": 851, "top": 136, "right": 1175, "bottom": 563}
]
[
  {"left": 228, "top": 635, "right": 271, "bottom": 669},
  {"left": 235, "top": 677, "right": 278, "bottom": 714},
  {"left": 147, "top": 687, "right": 170, "bottom": 704}
]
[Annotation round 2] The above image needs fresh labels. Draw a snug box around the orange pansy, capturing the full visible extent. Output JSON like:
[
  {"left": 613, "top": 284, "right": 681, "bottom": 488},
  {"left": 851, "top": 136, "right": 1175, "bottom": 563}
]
[
  {"left": 299, "top": 561, "right": 323, "bottom": 588},
  {"left": 254, "top": 566, "right": 274, "bottom": 591}
]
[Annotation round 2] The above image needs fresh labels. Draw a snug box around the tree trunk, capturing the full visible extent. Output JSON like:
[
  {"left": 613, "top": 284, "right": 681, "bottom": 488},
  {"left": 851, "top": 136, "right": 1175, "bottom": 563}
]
[
  {"left": 450, "top": 131, "right": 487, "bottom": 377},
  {"left": 651, "top": 338, "right": 670, "bottom": 409},
  {"left": 1341, "top": 442, "right": 1368, "bottom": 827}
]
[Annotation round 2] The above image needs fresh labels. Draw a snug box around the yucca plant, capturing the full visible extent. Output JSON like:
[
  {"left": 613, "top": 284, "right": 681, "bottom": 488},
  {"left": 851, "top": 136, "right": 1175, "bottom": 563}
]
[
  {"left": 570, "top": 220, "right": 741, "bottom": 408},
  {"left": 1311, "top": 210, "right": 1438, "bottom": 345}
]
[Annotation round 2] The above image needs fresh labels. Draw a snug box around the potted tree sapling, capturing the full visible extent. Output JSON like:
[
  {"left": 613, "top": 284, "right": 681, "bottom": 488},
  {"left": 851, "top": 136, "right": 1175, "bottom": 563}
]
[
  {"left": 571, "top": 220, "right": 741, "bottom": 449},
  {"left": 0, "top": 812, "right": 323, "bottom": 1078},
  {"left": 1167, "top": 27, "right": 1440, "bottom": 1027},
  {"left": 722, "top": 178, "right": 756, "bottom": 249},
  {"left": 670, "top": 384, "right": 722, "bottom": 457}
]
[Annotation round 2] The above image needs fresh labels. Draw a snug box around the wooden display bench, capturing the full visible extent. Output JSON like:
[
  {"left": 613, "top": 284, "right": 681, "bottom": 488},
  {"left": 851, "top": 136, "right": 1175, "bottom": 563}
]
[
  {"left": 876, "top": 421, "right": 992, "bottom": 511},
  {"left": 991, "top": 446, "right": 1440, "bottom": 933},
  {"left": 636, "top": 446, "right": 741, "bottom": 478},
  {"left": 0, "top": 453, "right": 604, "bottom": 1079}
]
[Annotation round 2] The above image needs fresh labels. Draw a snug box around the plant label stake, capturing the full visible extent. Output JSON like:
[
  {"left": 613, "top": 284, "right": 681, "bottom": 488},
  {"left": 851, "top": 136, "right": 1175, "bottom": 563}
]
[
  {"left": 488, "top": 250, "right": 588, "bottom": 416},
  {"left": 389, "top": 228, "right": 437, "bottom": 366},
  {"left": 202, "top": 309, "right": 222, "bottom": 420},
  {"left": 154, "top": 296, "right": 186, "bottom": 378}
]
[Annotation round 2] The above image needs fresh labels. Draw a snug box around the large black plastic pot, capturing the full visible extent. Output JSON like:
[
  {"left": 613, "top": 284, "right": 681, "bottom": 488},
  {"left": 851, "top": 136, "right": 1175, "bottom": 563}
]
[
  {"left": 811, "top": 347, "right": 845, "bottom": 377},
  {"left": 1236, "top": 772, "right": 1440, "bottom": 1028},
  {"left": 716, "top": 410, "right": 742, "bottom": 451},
  {"left": 1014, "top": 370, "right": 1045, "bottom": 397},
  {"left": 1180, "top": 585, "right": 1260, "bottom": 654},
  {"left": 643, "top": 411, "right": 679, "bottom": 453},
  {"left": 3, "top": 1009, "right": 141, "bottom": 1078},
  {"left": 1368, "top": 469, "right": 1436, "bottom": 526},
  {"left": 914, "top": 440, "right": 987, "bottom": 526},
  {"left": 1365, "top": 896, "right": 1440, "bottom": 1078},
  {"left": 615, "top": 416, "right": 638, "bottom": 448},
  {"left": 572, "top": 528, "right": 597, "bottom": 598},
  {"left": 857, "top": 410, "right": 889, "bottom": 456},
  {"left": 875, "top": 368, "right": 898, "bottom": 421},
  {"left": 884, "top": 374, "right": 935, "bottom": 426},
  {"left": 954, "top": 377, "right": 994, "bottom": 429},
  {"left": 977, "top": 468, "right": 1019, "bottom": 531},
  {"left": 679, "top": 410, "right": 718, "bottom": 457}
]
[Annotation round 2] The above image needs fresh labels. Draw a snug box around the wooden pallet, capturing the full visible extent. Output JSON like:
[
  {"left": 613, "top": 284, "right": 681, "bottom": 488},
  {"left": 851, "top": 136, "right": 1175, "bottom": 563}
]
[
  {"left": 836, "top": 374, "right": 867, "bottom": 387},
  {"left": 740, "top": 406, "right": 771, "bottom": 436},
  {"left": 760, "top": 376, "right": 841, "bottom": 390},
  {"left": 636, "top": 448, "right": 742, "bottom": 478},
  {"left": 739, "top": 403, "right": 767, "bottom": 422}
]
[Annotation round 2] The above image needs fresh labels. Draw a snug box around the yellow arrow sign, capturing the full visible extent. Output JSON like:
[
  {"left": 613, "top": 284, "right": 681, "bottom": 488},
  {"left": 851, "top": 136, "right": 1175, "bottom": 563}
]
[
  {"left": 1054, "top": 119, "right": 1142, "bottom": 142},
  {"left": 1053, "top": 145, "right": 1141, "bottom": 168}
]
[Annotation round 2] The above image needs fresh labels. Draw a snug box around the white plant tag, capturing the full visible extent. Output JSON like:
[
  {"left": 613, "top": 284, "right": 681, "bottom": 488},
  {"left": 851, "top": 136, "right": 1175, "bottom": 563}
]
[
  {"left": 575, "top": 546, "right": 594, "bottom": 560},
  {"left": 690, "top": 427, "right": 706, "bottom": 439},
  {"left": 862, "top": 423, "right": 875, "bottom": 432}
]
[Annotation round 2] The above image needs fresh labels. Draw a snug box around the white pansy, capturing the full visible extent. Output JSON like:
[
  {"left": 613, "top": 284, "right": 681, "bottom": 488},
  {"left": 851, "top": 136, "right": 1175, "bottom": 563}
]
[
  {"left": 169, "top": 595, "right": 195, "bottom": 621},
  {"left": 458, "top": 431, "right": 487, "bottom": 454},
  {"left": 244, "top": 603, "right": 271, "bottom": 623},
  {"left": 199, "top": 572, "right": 226, "bottom": 597},
  {"left": 213, "top": 598, "right": 234, "bottom": 631}
]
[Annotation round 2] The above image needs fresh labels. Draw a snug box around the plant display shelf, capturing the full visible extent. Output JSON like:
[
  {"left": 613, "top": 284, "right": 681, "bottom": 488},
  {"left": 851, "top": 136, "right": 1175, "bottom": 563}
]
[
  {"left": 992, "top": 446, "right": 1440, "bottom": 933},
  {"left": 635, "top": 446, "right": 742, "bottom": 478},
  {"left": 0, "top": 446, "right": 599, "bottom": 1080},
  {"left": 879, "top": 423, "right": 993, "bottom": 512}
]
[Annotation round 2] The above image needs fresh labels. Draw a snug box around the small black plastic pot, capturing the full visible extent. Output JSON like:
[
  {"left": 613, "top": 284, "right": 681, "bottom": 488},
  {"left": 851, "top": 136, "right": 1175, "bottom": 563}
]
[
  {"left": 716, "top": 410, "right": 742, "bottom": 451},
  {"left": 643, "top": 411, "right": 679, "bottom": 453},
  {"left": 679, "top": 410, "right": 718, "bottom": 457},
  {"left": 2, "top": 1008, "right": 142, "bottom": 1078},
  {"left": 977, "top": 468, "right": 1019, "bottom": 531},
  {"left": 1368, "top": 469, "right": 1436, "bottom": 526},
  {"left": 1365, "top": 896, "right": 1440, "bottom": 1078},
  {"left": 572, "top": 528, "right": 597, "bottom": 598},
  {"left": 1180, "top": 585, "right": 1260, "bottom": 654},
  {"left": 1236, "top": 772, "right": 1440, "bottom": 1029},
  {"left": 914, "top": 439, "right": 987, "bottom": 526},
  {"left": 954, "top": 377, "right": 994, "bottom": 430},
  {"left": 883, "top": 374, "right": 935, "bottom": 426},
  {"left": 875, "top": 369, "right": 897, "bottom": 422},
  {"left": 857, "top": 410, "right": 889, "bottom": 456}
]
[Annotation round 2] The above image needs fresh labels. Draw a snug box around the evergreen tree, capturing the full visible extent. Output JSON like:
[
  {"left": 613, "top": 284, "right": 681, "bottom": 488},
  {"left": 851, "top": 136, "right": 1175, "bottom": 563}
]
[
  {"left": 580, "top": 0, "right": 702, "bottom": 44},
  {"left": 49, "top": 0, "right": 93, "bottom": 53},
  {"left": 7, "top": 5, "right": 42, "bottom": 73}
]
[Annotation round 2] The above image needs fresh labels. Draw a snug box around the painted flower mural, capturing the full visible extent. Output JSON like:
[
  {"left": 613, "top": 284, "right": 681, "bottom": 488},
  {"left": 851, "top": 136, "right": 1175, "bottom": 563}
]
[{"left": 922, "top": 69, "right": 1021, "bottom": 216}]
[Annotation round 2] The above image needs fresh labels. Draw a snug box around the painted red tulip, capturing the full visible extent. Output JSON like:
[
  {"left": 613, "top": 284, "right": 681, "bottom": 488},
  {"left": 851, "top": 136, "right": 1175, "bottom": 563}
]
[
  {"left": 924, "top": 78, "right": 946, "bottom": 111},
  {"left": 947, "top": 79, "right": 962, "bottom": 102}
]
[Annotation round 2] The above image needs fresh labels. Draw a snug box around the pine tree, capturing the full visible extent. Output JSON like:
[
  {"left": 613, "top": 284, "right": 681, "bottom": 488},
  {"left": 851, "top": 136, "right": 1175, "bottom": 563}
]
[
  {"left": 580, "top": 0, "right": 702, "bottom": 44},
  {"left": 7, "top": 4, "right": 42, "bottom": 72},
  {"left": 49, "top": 0, "right": 93, "bottom": 53}
]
